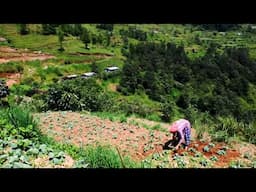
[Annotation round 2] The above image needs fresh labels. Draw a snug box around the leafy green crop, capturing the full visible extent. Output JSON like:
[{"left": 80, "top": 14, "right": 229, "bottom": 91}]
[
  {"left": 200, "top": 159, "right": 209, "bottom": 167},
  {"left": 217, "top": 150, "right": 226, "bottom": 156},
  {"left": 203, "top": 146, "right": 210, "bottom": 152},
  {"left": 210, "top": 155, "right": 218, "bottom": 162},
  {"left": 208, "top": 143, "right": 215, "bottom": 148},
  {"left": 189, "top": 147, "right": 197, "bottom": 153}
]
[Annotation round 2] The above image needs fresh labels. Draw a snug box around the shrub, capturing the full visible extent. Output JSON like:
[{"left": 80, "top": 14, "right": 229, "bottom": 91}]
[
  {"left": 11, "top": 84, "right": 33, "bottom": 97},
  {"left": 0, "top": 80, "right": 9, "bottom": 99},
  {"left": 119, "top": 99, "right": 155, "bottom": 118},
  {"left": 44, "top": 66, "right": 63, "bottom": 76},
  {"left": 0, "top": 106, "right": 41, "bottom": 140},
  {"left": 45, "top": 78, "right": 113, "bottom": 112},
  {"left": 160, "top": 99, "right": 175, "bottom": 122},
  {"left": 0, "top": 62, "right": 23, "bottom": 73}
]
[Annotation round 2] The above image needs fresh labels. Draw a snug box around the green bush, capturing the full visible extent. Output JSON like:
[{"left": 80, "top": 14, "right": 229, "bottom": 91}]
[
  {"left": 0, "top": 80, "right": 9, "bottom": 99},
  {"left": 19, "top": 98, "right": 46, "bottom": 112},
  {"left": 20, "top": 77, "right": 39, "bottom": 87},
  {"left": 119, "top": 115, "right": 127, "bottom": 123},
  {"left": 146, "top": 113, "right": 161, "bottom": 122},
  {"left": 44, "top": 66, "right": 63, "bottom": 76},
  {"left": 45, "top": 78, "right": 113, "bottom": 112},
  {"left": 0, "top": 62, "right": 23, "bottom": 73},
  {"left": 160, "top": 101, "right": 174, "bottom": 122},
  {"left": 119, "top": 99, "right": 155, "bottom": 118},
  {"left": 11, "top": 84, "right": 33, "bottom": 97},
  {"left": 0, "top": 106, "right": 41, "bottom": 140}
]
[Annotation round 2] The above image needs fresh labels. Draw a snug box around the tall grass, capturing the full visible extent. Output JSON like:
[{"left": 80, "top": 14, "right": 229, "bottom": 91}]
[
  {"left": 84, "top": 145, "right": 138, "bottom": 168},
  {"left": 39, "top": 136, "right": 138, "bottom": 168},
  {"left": 193, "top": 120, "right": 213, "bottom": 140},
  {"left": 210, "top": 116, "right": 242, "bottom": 142},
  {"left": 241, "top": 121, "right": 256, "bottom": 144},
  {"left": 139, "top": 123, "right": 166, "bottom": 132},
  {"left": 92, "top": 111, "right": 128, "bottom": 123}
]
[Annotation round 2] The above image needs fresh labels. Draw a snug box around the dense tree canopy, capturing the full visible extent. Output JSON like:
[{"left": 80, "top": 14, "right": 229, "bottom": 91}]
[{"left": 120, "top": 42, "right": 256, "bottom": 122}]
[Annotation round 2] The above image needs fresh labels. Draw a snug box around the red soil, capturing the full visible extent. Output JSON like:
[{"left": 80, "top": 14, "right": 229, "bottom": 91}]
[
  {"left": 34, "top": 111, "right": 242, "bottom": 167},
  {"left": 0, "top": 73, "right": 21, "bottom": 87},
  {"left": 0, "top": 46, "right": 55, "bottom": 64}
]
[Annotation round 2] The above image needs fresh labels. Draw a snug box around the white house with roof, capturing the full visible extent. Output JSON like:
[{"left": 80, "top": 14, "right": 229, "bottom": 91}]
[
  {"left": 63, "top": 74, "right": 78, "bottom": 80},
  {"left": 81, "top": 72, "right": 96, "bottom": 78},
  {"left": 104, "top": 66, "right": 119, "bottom": 72}
]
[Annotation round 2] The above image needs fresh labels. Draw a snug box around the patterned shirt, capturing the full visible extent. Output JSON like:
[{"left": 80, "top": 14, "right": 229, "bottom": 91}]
[
  {"left": 183, "top": 126, "right": 191, "bottom": 146},
  {"left": 175, "top": 119, "right": 191, "bottom": 146}
]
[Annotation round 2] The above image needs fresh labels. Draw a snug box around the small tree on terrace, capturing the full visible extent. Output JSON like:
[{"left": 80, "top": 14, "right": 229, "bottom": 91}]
[
  {"left": 57, "top": 27, "right": 65, "bottom": 52},
  {"left": 74, "top": 24, "right": 83, "bottom": 36},
  {"left": 80, "top": 28, "right": 91, "bottom": 49},
  {"left": 18, "top": 24, "right": 29, "bottom": 35},
  {"left": 91, "top": 61, "right": 100, "bottom": 74},
  {"left": 0, "top": 80, "right": 10, "bottom": 107}
]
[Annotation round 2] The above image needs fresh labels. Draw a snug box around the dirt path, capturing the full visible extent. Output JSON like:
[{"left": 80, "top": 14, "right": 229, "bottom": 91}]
[
  {"left": 0, "top": 73, "right": 21, "bottom": 87},
  {"left": 0, "top": 46, "right": 55, "bottom": 64},
  {"left": 69, "top": 52, "right": 114, "bottom": 59}
]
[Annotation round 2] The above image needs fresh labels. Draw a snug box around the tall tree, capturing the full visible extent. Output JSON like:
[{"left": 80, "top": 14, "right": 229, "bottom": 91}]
[
  {"left": 96, "top": 24, "right": 114, "bottom": 34},
  {"left": 0, "top": 80, "right": 9, "bottom": 99},
  {"left": 74, "top": 24, "right": 83, "bottom": 36},
  {"left": 18, "top": 24, "right": 29, "bottom": 35},
  {"left": 80, "top": 28, "right": 90, "bottom": 49},
  {"left": 0, "top": 80, "right": 9, "bottom": 107},
  {"left": 41, "top": 24, "right": 58, "bottom": 35},
  {"left": 91, "top": 61, "right": 99, "bottom": 74},
  {"left": 119, "top": 61, "right": 140, "bottom": 94},
  {"left": 57, "top": 27, "right": 65, "bottom": 51}
]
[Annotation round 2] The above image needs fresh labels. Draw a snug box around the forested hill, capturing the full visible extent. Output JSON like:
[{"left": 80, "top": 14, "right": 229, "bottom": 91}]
[{"left": 120, "top": 42, "right": 256, "bottom": 123}]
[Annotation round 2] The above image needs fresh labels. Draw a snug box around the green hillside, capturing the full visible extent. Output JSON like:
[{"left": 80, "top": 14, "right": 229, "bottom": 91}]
[{"left": 0, "top": 24, "right": 256, "bottom": 168}]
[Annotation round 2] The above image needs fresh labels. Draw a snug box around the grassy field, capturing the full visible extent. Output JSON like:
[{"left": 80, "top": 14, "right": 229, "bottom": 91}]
[{"left": 1, "top": 24, "right": 256, "bottom": 83}]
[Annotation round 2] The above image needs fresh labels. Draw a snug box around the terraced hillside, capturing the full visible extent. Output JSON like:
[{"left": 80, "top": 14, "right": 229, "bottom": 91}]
[{"left": 0, "top": 24, "right": 256, "bottom": 168}]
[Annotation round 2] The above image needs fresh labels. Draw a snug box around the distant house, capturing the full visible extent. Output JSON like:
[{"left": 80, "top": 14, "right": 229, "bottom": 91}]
[
  {"left": 81, "top": 72, "right": 96, "bottom": 78},
  {"left": 0, "top": 37, "right": 7, "bottom": 42},
  {"left": 63, "top": 74, "right": 78, "bottom": 80},
  {"left": 104, "top": 66, "right": 119, "bottom": 72}
]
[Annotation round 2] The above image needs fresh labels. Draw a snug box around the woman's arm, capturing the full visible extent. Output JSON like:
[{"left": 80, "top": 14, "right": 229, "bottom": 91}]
[{"left": 175, "top": 130, "right": 184, "bottom": 150}]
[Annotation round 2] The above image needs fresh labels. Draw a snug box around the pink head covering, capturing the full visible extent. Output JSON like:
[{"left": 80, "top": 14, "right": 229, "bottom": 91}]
[
  {"left": 169, "top": 119, "right": 189, "bottom": 133},
  {"left": 169, "top": 121, "right": 179, "bottom": 133}
]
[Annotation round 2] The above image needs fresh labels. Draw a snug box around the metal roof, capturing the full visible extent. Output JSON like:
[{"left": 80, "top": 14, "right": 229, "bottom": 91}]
[{"left": 105, "top": 66, "right": 119, "bottom": 71}]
